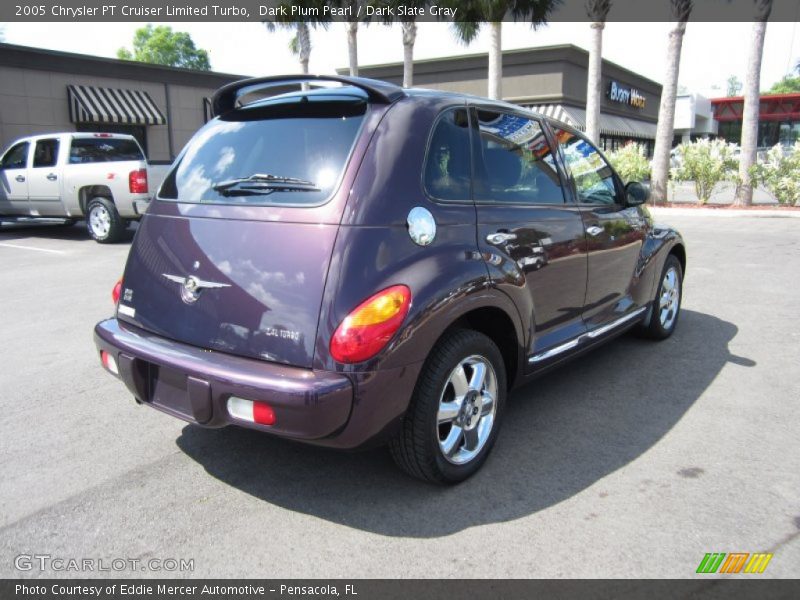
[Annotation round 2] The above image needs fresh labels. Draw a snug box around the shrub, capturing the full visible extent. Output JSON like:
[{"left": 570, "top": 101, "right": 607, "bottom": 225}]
[
  {"left": 670, "top": 139, "right": 739, "bottom": 204},
  {"left": 607, "top": 142, "right": 651, "bottom": 183},
  {"left": 749, "top": 142, "right": 800, "bottom": 206}
]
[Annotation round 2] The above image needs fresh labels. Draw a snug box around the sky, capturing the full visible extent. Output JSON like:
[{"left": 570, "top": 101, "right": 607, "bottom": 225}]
[{"left": 2, "top": 20, "right": 799, "bottom": 97}]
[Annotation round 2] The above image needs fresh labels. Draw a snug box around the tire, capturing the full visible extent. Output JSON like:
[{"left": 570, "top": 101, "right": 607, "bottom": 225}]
[
  {"left": 86, "top": 197, "right": 125, "bottom": 243},
  {"left": 390, "top": 329, "right": 507, "bottom": 484},
  {"left": 641, "top": 254, "right": 683, "bottom": 340}
]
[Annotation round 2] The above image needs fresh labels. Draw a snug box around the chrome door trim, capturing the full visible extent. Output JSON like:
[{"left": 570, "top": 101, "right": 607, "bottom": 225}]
[
  {"left": 585, "top": 306, "right": 647, "bottom": 339},
  {"left": 529, "top": 337, "right": 581, "bottom": 364},
  {"left": 529, "top": 306, "right": 647, "bottom": 364}
]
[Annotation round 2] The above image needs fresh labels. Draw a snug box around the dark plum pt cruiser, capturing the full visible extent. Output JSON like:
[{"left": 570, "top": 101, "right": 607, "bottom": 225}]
[{"left": 95, "top": 75, "right": 685, "bottom": 484}]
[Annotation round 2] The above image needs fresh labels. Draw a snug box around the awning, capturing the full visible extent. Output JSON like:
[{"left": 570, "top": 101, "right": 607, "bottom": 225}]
[
  {"left": 68, "top": 84, "right": 166, "bottom": 126},
  {"left": 526, "top": 104, "right": 657, "bottom": 140}
]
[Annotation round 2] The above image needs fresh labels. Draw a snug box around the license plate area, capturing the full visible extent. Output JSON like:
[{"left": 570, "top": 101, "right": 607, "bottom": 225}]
[{"left": 123, "top": 358, "right": 213, "bottom": 424}]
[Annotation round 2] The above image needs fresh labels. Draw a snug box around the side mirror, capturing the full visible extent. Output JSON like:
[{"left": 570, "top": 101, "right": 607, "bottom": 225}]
[{"left": 625, "top": 181, "right": 650, "bottom": 206}]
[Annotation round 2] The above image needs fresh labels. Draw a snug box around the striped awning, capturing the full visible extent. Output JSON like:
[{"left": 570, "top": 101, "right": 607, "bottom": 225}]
[
  {"left": 526, "top": 104, "right": 657, "bottom": 140},
  {"left": 67, "top": 85, "right": 166, "bottom": 126}
]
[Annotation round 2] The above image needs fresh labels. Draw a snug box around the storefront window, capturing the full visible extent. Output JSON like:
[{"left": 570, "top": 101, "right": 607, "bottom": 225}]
[
  {"left": 778, "top": 122, "right": 800, "bottom": 147},
  {"left": 718, "top": 121, "right": 742, "bottom": 145}
]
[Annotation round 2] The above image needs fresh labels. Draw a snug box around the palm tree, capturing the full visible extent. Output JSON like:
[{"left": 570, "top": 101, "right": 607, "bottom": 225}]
[
  {"left": 735, "top": 0, "right": 773, "bottom": 206},
  {"left": 585, "top": 0, "right": 612, "bottom": 145},
  {"left": 650, "top": 0, "right": 693, "bottom": 205},
  {"left": 401, "top": 21, "right": 417, "bottom": 87},
  {"left": 264, "top": 1, "right": 329, "bottom": 77},
  {"left": 376, "top": 1, "right": 431, "bottom": 88},
  {"left": 346, "top": 20, "right": 359, "bottom": 76},
  {"left": 338, "top": 0, "right": 367, "bottom": 76},
  {"left": 451, "top": 0, "right": 559, "bottom": 100}
]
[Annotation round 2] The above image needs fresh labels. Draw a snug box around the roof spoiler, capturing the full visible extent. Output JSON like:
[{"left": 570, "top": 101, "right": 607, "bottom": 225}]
[{"left": 211, "top": 75, "right": 405, "bottom": 117}]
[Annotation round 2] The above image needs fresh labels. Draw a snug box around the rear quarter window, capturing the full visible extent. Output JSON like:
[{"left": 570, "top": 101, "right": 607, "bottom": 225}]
[
  {"left": 423, "top": 108, "right": 471, "bottom": 202},
  {"left": 69, "top": 138, "right": 144, "bottom": 163},
  {"left": 159, "top": 94, "right": 367, "bottom": 207}
]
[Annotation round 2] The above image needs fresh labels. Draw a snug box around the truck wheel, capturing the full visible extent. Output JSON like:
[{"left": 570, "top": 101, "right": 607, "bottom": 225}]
[
  {"left": 390, "top": 329, "right": 506, "bottom": 484},
  {"left": 86, "top": 197, "right": 125, "bottom": 243}
]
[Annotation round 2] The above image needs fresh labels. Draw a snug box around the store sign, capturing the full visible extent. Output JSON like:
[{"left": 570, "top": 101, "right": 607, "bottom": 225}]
[{"left": 608, "top": 81, "right": 646, "bottom": 109}]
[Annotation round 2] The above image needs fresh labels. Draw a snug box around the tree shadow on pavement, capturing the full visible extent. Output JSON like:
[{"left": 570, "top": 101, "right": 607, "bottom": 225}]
[{"left": 176, "top": 309, "right": 753, "bottom": 538}]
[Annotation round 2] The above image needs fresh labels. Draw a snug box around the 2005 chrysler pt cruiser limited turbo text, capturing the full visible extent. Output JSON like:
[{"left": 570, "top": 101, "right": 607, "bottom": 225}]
[{"left": 95, "top": 75, "right": 686, "bottom": 483}]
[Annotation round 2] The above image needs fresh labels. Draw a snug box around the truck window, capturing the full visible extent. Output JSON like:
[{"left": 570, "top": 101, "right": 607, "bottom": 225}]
[
  {"left": 33, "top": 139, "right": 59, "bottom": 168},
  {"left": 1, "top": 142, "right": 29, "bottom": 170},
  {"left": 69, "top": 138, "right": 144, "bottom": 164}
]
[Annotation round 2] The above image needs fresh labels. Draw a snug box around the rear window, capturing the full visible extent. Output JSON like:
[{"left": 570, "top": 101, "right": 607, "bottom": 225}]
[
  {"left": 159, "top": 94, "right": 367, "bottom": 206},
  {"left": 69, "top": 138, "right": 144, "bottom": 163}
]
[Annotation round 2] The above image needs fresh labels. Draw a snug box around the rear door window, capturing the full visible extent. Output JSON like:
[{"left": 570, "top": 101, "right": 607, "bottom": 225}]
[
  {"left": 69, "top": 138, "right": 144, "bottom": 163},
  {"left": 473, "top": 110, "right": 565, "bottom": 205},
  {"left": 423, "top": 108, "right": 472, "bottom": 201},
  {"left": 33, "top": 139, "right": 59, "bottom": 168},
  {"left": 159, "top": 94, "right": 367, "bottom": 206}
]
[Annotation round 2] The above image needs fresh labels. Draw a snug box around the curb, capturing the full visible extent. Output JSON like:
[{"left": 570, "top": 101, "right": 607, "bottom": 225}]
[{"left": 648, "top": 207, "right": 800, "bottom": 218}]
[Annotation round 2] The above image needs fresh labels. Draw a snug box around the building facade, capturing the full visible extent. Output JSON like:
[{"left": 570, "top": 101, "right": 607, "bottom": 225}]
[
  {"left": 347, "top": 45, "right": 663, "bottom": 156},
  {"left": 0, "top": 43, "right": 246, "bottom": 162},
  {"left": 712, "top": 93, "right": 800, "bottom": 149},
  {"left": 674, "top": 93, "right": 717, "bottom": 143}
]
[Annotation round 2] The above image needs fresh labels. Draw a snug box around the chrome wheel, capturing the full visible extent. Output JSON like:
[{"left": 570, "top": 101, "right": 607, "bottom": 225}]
[
  {"left": 89, "top": 204, "right": 111, "bottom": 238},
  {"left": 437, "top": 354, "right": 497, "bottom": 465},
  {"left": 658, "top": 266, "right": 680, "bottom": 330}
]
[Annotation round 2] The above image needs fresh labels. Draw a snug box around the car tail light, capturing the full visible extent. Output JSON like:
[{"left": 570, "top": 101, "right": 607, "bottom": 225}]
[
  {"left": 330, "top": 285, "right": 411, "bottom": 363},
  {"left": 129, "top": 168, "right": 148, "bottom": 194},
  {"left": 100, "top": 350, "right": 119, "bottom": 375},
  {"left": 94, "top": 133, "right": 113, "bottom": 138},
  {"left": 227, "top": 397, "right": 276, "bottom": 426},
  {"left": 112, "top": 278, "right": 123, "bottom": 305}
]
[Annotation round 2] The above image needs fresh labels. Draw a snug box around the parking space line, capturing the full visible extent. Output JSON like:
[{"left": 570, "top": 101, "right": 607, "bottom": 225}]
[{"left": 0, "top": 242, "right": 67, "bottom": 255}]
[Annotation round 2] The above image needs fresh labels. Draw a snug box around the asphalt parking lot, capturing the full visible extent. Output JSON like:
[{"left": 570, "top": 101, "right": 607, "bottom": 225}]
[{"left": 0, "top": 214, "right": 798, "bottom": 579}]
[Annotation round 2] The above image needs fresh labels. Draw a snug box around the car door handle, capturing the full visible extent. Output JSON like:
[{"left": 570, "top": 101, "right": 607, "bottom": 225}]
[
  {"left": 46, "top": 173, "right": 58, "bottom": 181},
  {"left": 486, "top": 232, "right": 517, "bottom": 245},
  {"left": 586, "top": 225, "right": 604, "bottom": 237},
  {"left": 15, "top": 175, "right": 25, "bottom": 183}
]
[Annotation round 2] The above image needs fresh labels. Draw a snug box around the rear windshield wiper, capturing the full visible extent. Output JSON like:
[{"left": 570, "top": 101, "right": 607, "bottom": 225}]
[{"left": 212, "top": 173, "right": 320, "bottom": 196}]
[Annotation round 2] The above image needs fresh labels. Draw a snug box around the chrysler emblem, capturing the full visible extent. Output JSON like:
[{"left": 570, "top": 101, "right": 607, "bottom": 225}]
[{"left": 162, "top": 273, "right": 231, "bottom": 304}]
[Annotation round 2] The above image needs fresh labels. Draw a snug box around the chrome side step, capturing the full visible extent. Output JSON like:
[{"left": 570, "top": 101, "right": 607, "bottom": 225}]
[{"left": 529, "top": 306, "right": 647, "bottom": 364}]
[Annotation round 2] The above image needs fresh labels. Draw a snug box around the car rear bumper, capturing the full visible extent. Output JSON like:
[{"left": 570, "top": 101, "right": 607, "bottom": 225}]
[
  {"left": 94, "top": 318, "right": 354, "bottom": 442},
  {"left": 94, "top": 318, "right": 422, "bottom": 449}
]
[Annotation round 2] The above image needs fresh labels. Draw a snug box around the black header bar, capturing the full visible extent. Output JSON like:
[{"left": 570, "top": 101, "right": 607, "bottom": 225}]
[{"left": 3, "top": 0, "right": 799, "bottom": 23}]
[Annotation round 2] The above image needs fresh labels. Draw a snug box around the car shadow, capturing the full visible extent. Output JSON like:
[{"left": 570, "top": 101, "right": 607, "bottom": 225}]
[
  {"left": 175, "top": 309, "right": 753, "bottom": 538},
  {"left": 0, "top": 221, "right": 136, "bottom": 243}
]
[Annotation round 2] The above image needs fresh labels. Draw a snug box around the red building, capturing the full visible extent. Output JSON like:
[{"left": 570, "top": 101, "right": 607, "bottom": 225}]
[{"left": 712, "top": 93, "right": 800, "bottom": 149}]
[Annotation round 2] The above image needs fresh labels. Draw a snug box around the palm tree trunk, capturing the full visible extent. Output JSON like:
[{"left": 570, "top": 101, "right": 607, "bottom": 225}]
[
  {"left": 585, "top": 21, "right": 605, "bottom": 145},
  {"left": 402, "top": 21, "right": 416, "bottom": 88},
  {"left": 488, "top": 22, "right": 502, "bottom": 100},
  {"left": 651, "top": 20, "right": 688, "bottom": 204},
  {"left": 297, "top": 22, "right": 311, "bottom": 74},
  {"left": 735, "top": 19, "right": 769, "bottom": 206},
  {"left": 346, "top": 21, "right": 359, "bottom": 77}
]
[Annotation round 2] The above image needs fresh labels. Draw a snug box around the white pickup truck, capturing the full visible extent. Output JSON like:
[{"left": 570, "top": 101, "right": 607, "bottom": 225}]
[{"left": 0, "top": 132, "right": 169, "bottom": 243}]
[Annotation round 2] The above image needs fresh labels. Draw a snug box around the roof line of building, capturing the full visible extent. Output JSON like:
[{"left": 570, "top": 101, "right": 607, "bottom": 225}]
[
  {"left": 348, "top": 43, "right": 663, "bottom": 89},
  {"left": 0, "top": 42, "right": 250, "bottom": 88}
]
